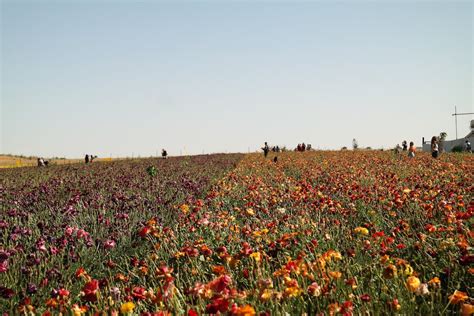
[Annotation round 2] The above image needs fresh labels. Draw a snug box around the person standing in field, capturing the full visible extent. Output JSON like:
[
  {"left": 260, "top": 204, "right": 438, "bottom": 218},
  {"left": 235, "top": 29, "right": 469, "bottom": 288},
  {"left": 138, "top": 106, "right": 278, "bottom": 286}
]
[
  {"left": 465, "top": 139, "right": 472, "bottom": 153},
  {"left": 431, "top": 136, "right": 439, "bottom": 158},
  {"left": 37, "top": 158, "right": 45, "bottom": 167},
  {"left": 402, "top": 140, "right": 408, "bottom": 151},
  {"left": 394, "top": 144, "right": 401, "bottom": 154},
  {"left": 162, "top": 149, "right": 168, "bottom": 159},
  {"left": 85, "top": 154, "right": 89, "bottom": 164},
  {"left": 262, "top": 142, "right": 270, "bottom": 158},
  {"left": 408, "top": 141, "right": 416, "bottom": 158}
]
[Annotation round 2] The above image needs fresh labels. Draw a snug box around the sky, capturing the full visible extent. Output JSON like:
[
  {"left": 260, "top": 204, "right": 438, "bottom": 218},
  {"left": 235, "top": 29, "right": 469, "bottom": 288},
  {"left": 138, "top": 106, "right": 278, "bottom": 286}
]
[{"left": 1, "top": 0, "right": 473, "bottom": 158}]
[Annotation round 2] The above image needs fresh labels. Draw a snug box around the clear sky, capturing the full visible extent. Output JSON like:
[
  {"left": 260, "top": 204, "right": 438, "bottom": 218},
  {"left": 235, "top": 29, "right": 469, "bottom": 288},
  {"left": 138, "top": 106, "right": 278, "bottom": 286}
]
[{"left": 1, "top": 0, "right": 473, "bottom": 158}]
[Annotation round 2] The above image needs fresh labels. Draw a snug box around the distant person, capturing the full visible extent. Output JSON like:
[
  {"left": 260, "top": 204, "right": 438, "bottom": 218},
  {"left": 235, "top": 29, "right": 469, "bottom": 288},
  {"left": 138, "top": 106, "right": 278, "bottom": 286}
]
[
  {"left": 302, "top": 143, "right": 306, "bottom": 152},
  {"left": 37, "top": 158, "right": 45, "bottom": 167},
  {"left": 431, "top": 136, "right": 439, "bottom": 158},
  {"left": 276, "top": 146, "right": 280, "bottom": 152},
  {"left": 85, "top": 154, "right": 90, "bottom": 164},
  {"left": 394, "top": 144, "right": 401, "bottom": 154},
  {"left": 297, "top": 144, "right": 301, "bottom": 152},
  {"left": 262, "top": 142, "right": 270, "bottom": 158},
  {"left": 273, "top": 156, "right": 278, "bottom": 163},
  {"left": 162, "top": 149, "right": 168, "bottom": 159},
  {"left": 90, "top": 155, "right": 97, "bottom": 163},
  {"left": 408, "top": 141, "right": 416, "bottom": 158},
  {"left": 307, "top": 144, "right": 312, "bottom": 151},
  {"left": 402, "top": 140, "right": 408, "bottom": 151},
  {"left": 465, "top": 139, "right": 472, "bottom": 153}
]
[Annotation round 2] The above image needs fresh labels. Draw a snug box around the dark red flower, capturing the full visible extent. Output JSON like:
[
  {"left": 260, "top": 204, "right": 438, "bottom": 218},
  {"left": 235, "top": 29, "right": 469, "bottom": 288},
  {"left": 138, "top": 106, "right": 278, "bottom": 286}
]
[
  {"left": 82, "top": 279, "right": 99, "bottom": 302},
  {"left": 206, "top": 297, "right": 229, "bottom": 314}
]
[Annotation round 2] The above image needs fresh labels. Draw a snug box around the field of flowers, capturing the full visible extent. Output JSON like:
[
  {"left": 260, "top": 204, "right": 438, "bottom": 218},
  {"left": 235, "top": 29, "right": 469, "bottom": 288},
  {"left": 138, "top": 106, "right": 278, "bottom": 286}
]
[{"left": 1, "top": 151, "right": 473, "bottom": 315}]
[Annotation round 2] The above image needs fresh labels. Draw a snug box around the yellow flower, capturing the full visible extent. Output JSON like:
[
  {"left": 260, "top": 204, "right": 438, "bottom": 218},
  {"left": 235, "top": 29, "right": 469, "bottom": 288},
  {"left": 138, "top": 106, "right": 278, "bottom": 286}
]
[
  {"left": 354, "top": 227, "right": 369, "bottom": 236},
  {"left": 260, "top": 289, "right": 273, "bottom": 301},
  {"left": 250, "top": 252, "right": 261, "bottom": 263},
  {"left": 71, "top": 305, "right": 87, "bottom": 316},
  {"left": 120, "top": 302, "right": 135, "bottom": 314},
  {"left": 284, "top": 286, "right": 302, "bottom": 298},
  {"left": 246, "top": 208, "right": 255, "bottom": 216},
  {"left": 406, "top": 276, "right": 421, "bottom": 292},
  {"left": 403, "top": 264, "right": 414, "bottom": 276}
]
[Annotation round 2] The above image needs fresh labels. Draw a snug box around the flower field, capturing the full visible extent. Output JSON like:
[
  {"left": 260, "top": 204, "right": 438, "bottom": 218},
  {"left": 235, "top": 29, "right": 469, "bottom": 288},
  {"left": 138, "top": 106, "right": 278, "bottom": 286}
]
[{"left": 1, "top": 151, "right": 473, "bottom": 315}]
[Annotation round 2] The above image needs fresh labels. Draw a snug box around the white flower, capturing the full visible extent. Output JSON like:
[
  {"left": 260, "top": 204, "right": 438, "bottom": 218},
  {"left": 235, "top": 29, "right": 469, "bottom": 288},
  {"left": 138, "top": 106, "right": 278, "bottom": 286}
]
[{"left": 415, "top": 283, "right": 430, "bottom": 296}]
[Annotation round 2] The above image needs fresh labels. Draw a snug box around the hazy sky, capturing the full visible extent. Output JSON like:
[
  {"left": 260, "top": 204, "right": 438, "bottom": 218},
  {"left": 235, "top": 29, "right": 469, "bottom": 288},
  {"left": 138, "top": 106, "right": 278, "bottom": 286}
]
[{"left": 1, "top": 0, "right": 473, "bottom": 158}]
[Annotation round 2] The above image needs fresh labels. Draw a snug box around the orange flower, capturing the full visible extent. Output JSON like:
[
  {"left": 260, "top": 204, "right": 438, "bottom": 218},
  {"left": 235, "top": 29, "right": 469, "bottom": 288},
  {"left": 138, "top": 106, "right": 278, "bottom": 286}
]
[
  {"left": 212, "top": 265, "right": 227, "bottom": 275},
  {"left": 449, "top": 290, "right": 468, "bottom": 305},
  {"left": 233, "top": 304, "right": 256, "bottom": 316},
  {"left": 428, "top": 277, "right": 440, "bottom": 288},
  {"left": 180, "top": 204, "right": 190, "bottom": 213},
  {"left": 45, "top": 298, "right": 59, "bottom": 308},
  {"left": 406, "top": 276, "right": 421, "bottom": 292},
  {"left": 284, "top": 286, "right": 302, "bottom": 298},
  {"left": 461, "top": 303, "right": 474, "bottom": 316},
  {"left": 383, "top": 265, "right": 397, "bottom": 279}
]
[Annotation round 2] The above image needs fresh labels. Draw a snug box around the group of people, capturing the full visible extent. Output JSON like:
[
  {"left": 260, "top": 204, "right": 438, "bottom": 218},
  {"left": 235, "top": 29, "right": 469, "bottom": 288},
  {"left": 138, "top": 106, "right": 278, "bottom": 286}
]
[
  {"left": 395, "top": 140, "right": 416, "bottom": 158},
  {"left": 262, "top": 141, "right": 314, "bottom": 159},
  {"left": 84, "top": 154, "right": 97, "bottom": 164},
  {"left": 296, "top": 143, "right": 311, "bottom": 152},
  {"left": 429, "top": 137, "right": 472, "bottom": 158},
  {"left": 37, "top": 157, "right": 49, "bottom": 167}
]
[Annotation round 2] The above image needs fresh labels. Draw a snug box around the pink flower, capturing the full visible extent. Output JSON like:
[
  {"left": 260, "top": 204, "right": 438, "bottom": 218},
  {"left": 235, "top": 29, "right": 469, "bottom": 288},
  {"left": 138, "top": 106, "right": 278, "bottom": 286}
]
[
  {"left": 77, "top": 229, "right": 89, "bottom": 239},
  {"left": 0, "top": 261, "right": 8, "bottom": 273},
  {"left": 65, "top": 226, "right": 74, "bottom": 236},
  {"left": 103, "top": 239, "right": 116, "bottom": 250}
]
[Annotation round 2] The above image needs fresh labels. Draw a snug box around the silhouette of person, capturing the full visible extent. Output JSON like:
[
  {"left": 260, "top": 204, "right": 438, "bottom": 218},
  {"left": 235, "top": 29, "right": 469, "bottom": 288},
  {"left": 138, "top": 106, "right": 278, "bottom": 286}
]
[{"left": 262, "top": 142, "right": 270, "bottom": 158}]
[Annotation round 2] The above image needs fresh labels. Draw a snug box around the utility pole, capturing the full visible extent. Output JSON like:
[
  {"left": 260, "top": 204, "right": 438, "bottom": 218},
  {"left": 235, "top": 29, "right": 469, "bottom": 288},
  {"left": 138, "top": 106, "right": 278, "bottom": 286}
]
[{"left": 452, "top": 106, "right": 474, "bottom": 140}]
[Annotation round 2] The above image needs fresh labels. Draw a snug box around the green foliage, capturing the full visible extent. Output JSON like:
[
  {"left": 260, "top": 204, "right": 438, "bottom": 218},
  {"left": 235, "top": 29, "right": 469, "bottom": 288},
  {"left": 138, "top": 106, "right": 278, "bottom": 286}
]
[{"left": 146, "top": 165, "right": 157, "bottom": 177}]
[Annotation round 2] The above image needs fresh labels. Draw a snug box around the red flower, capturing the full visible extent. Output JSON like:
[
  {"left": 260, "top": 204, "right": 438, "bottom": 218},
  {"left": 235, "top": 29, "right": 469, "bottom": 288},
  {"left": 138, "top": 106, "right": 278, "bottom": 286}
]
[
  {"left": 58, "top": 288, "right": 70, "bottom": 298},
  {"left": 188, "top": 309, "right": 198, "bottom": 316},
  {"left": 360, "top": 294, "right": 371, "bottom": 302},
  {"left": 75, "top": 267, "right": 87, "bottom": 279},
  {"left": 206, "top": 297, "right": 229, "bottom": 314},
  {"left": 209, "top": 275, "right": 232, "bottom": 293},
  {"left": 132, "top": 286, "right": 147, "bottom": 300},
  {"left": 82, "top": 279, "right": 99, "bottom": 302},
  {"left": 139, "top": 226, "right": 151, "bottom": 238}
]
